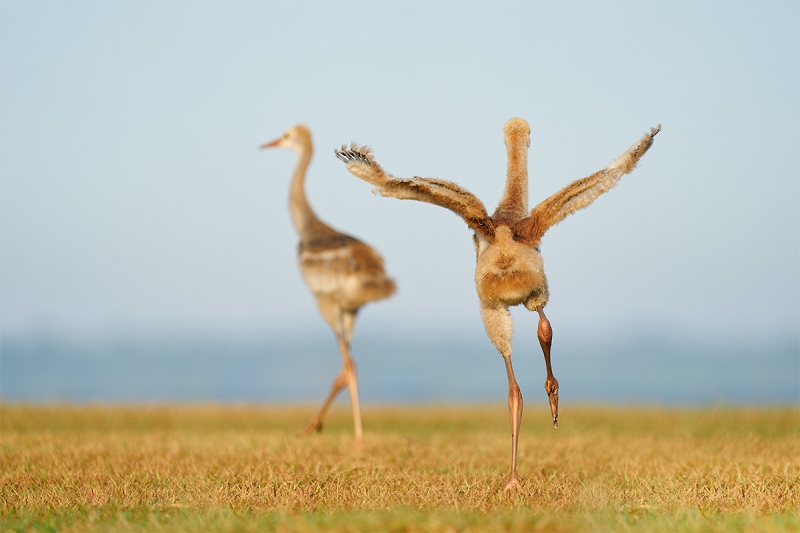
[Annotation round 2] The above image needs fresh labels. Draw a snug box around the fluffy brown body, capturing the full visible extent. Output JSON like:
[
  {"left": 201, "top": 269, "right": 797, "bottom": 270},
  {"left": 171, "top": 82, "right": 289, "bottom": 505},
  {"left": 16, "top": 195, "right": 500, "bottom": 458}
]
[
  {"left": 262, "top": 125, "right": 396, "bottom": 442},
  {"left": 336, "top": 118, "right": 660, "bottom": 490}
]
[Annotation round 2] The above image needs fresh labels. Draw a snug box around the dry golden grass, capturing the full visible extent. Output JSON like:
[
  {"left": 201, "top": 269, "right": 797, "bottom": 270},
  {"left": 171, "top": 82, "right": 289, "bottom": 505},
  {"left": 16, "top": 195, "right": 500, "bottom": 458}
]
[{"left": 1, "top": 403, "right": 798, "bottom": 532}]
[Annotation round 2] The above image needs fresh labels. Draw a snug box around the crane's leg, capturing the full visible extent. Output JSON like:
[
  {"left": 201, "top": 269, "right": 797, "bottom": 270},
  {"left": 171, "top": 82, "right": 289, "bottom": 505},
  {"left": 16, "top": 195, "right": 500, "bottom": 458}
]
[
  {"left": 299, "top": 347, "right": 349, "bottom": 437},
  {"left": 502, "top": 352, "right": 523, "bottom": 491},
  {"left": 299, "top": 310, "right": 363, "bottom": 442},
  {"left": 536, "top": 307, "right": 559, "bottom": 429},
  {"left": 480, "top": 304, "right": 523, "bottom": 491},
  {"left": 339, "top": 311, "right": 364, "bottom": 441}
]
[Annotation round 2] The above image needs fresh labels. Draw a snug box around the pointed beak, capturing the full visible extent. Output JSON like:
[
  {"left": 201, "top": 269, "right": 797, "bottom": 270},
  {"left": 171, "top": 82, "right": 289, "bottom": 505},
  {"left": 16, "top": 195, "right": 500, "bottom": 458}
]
[{"left": 259, "top": 138, "right": 282, "bottom": 150}]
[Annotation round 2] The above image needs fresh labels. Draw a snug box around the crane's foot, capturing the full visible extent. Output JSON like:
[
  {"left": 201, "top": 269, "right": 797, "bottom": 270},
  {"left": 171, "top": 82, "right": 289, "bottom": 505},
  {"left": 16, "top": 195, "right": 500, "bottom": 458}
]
[
  {"left": 545, "top": 375, "right": 559, "bottom": 430},
  {"left": 503, "top": 472, "right": 523, "bottom": 492},
  {"left": 298, "top": 419, "right": 323, "bottom": 437}
]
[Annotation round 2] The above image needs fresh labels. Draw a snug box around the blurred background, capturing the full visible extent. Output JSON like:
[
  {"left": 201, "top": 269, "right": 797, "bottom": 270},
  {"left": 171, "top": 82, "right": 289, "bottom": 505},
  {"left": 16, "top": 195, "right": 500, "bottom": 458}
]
[{"left": 1, "top": 2, "right": 797, "bottom": 406}]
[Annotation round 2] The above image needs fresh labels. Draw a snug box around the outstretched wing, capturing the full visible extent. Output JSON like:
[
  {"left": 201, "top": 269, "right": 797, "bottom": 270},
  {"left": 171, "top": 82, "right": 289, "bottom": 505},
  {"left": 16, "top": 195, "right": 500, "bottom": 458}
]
[
  {"left": 514, "top": 125, "right": 661, "bottom": 246},
  {"left": 335, "top": 144, "right": 495, "bottom": 239}
]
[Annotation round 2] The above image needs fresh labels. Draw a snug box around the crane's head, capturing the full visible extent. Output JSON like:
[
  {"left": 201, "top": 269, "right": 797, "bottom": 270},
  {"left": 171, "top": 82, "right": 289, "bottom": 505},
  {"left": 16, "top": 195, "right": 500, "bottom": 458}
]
[
  {"left": 260, "top": 124, "right": 312, "bottom": 153},
  {"left": 503, "top": 117, "right": 531, "bottom": 149}
]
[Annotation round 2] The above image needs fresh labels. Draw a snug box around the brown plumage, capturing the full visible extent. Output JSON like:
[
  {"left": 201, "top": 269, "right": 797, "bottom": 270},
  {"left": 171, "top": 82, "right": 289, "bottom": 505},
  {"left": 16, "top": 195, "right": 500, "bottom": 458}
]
[
  {"left": 336, "top": 118, "right": 660, "bottom": 489},
  {"left": 261, "top": 124, "right": 396, "bottom": 442}
]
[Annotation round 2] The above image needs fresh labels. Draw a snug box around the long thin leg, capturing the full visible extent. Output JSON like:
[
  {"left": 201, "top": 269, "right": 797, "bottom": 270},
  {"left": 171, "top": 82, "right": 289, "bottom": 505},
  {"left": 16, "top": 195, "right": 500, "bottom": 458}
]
[
  {"left": 502, "top": 353, "right": 523, "bottom": 491},
  {"left": 339, "top": 336, "right": 363, "bottom": 441},
  {"left": 536, "top": 308, "right": 559, "bottom": 429},
  {"left": 337, "top": 310, "right": 363, "bottom": 441},
  {"left": 298, "top": 348, "right": 348, "bottom": 436},
  {"left": 479, "top": 304, "right": 524, "bottom": 491},
  {"left": 300, "top": 310, "right": 363, "bottom": 441}
]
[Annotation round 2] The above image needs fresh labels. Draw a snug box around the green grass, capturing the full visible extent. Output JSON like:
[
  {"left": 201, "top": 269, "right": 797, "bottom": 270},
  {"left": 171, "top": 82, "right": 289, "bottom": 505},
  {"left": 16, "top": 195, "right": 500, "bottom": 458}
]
[{"left": 1, "top": 403, "right": 798, "bottom": 532}]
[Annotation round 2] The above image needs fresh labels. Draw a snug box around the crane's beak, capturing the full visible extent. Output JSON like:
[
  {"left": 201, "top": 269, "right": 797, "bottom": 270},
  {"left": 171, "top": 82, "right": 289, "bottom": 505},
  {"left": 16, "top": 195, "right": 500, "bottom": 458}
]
[{"left": 259, "top": 138, "right": 282, "bottom": 149}]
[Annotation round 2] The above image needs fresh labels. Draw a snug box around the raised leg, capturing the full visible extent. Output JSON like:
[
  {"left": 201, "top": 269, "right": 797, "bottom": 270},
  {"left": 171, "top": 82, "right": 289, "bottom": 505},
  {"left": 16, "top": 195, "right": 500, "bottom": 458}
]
[
  {"left": 536, "top": 308, "right": 559, "bottom": 429},
  {"left": 480, "top": 304, "right": 524, "bottom": 491},
  {"left": 299, "top": 355, "right": 348, "bottom": 436}
]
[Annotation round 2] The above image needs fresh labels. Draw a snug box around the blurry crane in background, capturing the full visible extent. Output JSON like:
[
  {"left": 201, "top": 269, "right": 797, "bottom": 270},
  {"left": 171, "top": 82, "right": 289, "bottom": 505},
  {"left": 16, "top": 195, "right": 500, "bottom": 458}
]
[
  {"left": 336, "top": 118, "right": 659, "bottom": 489},
  {"left": 261, "top": 124, "right": 396, "bottom": 442}
]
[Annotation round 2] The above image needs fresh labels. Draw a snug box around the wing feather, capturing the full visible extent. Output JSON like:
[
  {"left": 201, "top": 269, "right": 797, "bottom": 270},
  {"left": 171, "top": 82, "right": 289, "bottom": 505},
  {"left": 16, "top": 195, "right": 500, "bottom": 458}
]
[
  {"left": 515, "top": 125, "right": 660, "bottom": 245},
  {"left": 336, "top": 145, "right": 494, "bottom": 239}
]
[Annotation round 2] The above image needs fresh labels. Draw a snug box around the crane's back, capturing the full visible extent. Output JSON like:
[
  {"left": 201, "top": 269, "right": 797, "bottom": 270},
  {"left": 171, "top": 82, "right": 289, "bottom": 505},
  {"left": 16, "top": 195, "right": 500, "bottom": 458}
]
[
  {"left": 474, "top": 226, "right": 548, "bottom": 309},
  {"left": 298, "top": 234, "right": 396, "bottom": 311}
]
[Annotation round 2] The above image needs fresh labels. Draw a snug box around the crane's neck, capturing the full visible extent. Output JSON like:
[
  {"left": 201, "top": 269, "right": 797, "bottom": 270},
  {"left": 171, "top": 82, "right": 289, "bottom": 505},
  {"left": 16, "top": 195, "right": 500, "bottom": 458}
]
[
  {"left": 492, "top": 137, "right": 529, "bottom": 223},
  {"left": 288, "top": 144, "right": 319, "bottom": 235}
]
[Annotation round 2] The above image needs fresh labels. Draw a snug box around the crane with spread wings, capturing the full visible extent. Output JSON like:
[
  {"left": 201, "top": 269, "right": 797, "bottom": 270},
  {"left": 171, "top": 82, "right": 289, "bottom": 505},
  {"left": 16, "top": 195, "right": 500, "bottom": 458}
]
[{"left": 335, "top": 118, "right": 660, "bottom": 490}]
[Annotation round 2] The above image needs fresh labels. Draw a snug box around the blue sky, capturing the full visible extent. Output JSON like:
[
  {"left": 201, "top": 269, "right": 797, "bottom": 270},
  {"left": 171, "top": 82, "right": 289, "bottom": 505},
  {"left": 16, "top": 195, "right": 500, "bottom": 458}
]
[{"left": 2, "top": 1, "right": 798, "bottom": 349}]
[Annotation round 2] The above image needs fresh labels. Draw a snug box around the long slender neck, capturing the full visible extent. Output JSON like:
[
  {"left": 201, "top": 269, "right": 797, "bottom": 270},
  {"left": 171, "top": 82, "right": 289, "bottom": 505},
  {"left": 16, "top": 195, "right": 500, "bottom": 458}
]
[
  {"left": 492, "top": 138, "right": 528, "bottom": 223},
  {"left": 288, "top": 143, "right": 319, "bottom": 235}
]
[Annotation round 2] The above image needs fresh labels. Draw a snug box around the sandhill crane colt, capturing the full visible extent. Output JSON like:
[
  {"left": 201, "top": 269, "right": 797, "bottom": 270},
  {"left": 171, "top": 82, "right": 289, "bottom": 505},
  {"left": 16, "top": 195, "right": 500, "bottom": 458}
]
[
  {"left": 335, "top": 118, "right": 660, "bottom": 489},
  {"left": 261, "top": 124, "right": 396, "bottom": 442}
]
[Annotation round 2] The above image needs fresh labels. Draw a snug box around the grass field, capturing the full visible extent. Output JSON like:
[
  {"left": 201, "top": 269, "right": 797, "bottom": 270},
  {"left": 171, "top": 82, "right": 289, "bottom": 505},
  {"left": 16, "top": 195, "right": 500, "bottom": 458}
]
[{"left": 1, "top": 403, "right": 798, "bottom": 532}]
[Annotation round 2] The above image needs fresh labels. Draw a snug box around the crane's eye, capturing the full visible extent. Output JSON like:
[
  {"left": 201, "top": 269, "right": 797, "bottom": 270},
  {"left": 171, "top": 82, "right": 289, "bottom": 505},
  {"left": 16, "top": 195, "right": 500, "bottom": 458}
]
[{"left": 283, "top": 132, "right": 289, "bottom": 139}]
